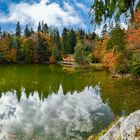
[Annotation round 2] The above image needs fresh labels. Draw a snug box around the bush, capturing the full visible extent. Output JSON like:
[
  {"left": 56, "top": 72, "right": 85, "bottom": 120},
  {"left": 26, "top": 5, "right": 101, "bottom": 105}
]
[
  {"left": 114, "top": 51, "right": 132, "bottom": 73},
  {"left": 131, "top": 52, "right": 140, "bottom": 76},
  {"left": 102, "top": 50, "right": 132, "bottom": 73}
]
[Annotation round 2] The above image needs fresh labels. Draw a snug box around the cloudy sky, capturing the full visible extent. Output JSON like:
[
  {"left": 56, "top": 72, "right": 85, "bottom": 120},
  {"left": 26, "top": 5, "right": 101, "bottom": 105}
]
[{"left": 0, "top": 0, "right": 94, "bottom": 32}]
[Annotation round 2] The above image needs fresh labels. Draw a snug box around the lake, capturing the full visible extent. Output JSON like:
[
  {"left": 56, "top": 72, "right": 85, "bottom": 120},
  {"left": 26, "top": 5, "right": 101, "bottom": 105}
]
[{"left": 0, "top": 64, "right": 140, "bottom": 140}]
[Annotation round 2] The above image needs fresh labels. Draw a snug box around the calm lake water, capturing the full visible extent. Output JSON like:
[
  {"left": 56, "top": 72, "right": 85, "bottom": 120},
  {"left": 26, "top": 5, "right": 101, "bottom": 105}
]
[{"left": 0, "top": 64, "right": 140, "bottom": 140}]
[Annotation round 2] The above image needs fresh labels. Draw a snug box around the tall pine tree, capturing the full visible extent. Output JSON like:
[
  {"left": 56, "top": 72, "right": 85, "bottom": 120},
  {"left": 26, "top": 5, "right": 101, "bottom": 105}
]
[
  {"left": 24, "top": 25, "right": 31, "bottom": 37},
  {"left": 69, "top": 29, "right": 77, "bottom": 54},
  {"left": 78, "top": 28, "right": 85, "bottom": 40},
  {"left": 62, "top": 27, "right": 68, "bottom": 55},
  {"left": 38, "top": 22, "right": 42, "bottom": 32},
  {"left": 30, "top": 28, "right": 34, "bottom": 34},
  {"left": 15, "top": 22, "right": 21, "bottom": 36},
  {"left": 42, "top": 23, "right": 49, "bottom": 34},
  {"left": 0, "top": 26, "right": 2, "bottom": 39}
]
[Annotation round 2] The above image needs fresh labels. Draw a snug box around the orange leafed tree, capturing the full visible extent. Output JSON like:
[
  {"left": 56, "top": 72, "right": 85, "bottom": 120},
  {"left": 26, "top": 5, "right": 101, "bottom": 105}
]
[
  {"left": 127, "top": 10, "right": 140, "bottom": 50},
  {"left": 133, "top": 10, "right": 140, "bottom": 23},
  {"left": 93, "top": 34, "right": 109, "bottom": 62},
  {"left": 0, "top": 34, "right": 17, "bottom": 62},
  {"left": 102, "top": 51, "right": 118, "bottom": 72}
]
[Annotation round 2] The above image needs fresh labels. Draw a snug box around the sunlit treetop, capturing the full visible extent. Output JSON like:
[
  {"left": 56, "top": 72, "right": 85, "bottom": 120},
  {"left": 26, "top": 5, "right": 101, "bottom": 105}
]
[{"left": 90, "top": 0, "right": 140, "bottom": 27}]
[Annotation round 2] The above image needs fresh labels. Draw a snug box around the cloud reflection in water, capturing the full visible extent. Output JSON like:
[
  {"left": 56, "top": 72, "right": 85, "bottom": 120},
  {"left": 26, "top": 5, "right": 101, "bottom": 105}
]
[{"left": 0, "top": 85, "right": 114, "bottom": 140}]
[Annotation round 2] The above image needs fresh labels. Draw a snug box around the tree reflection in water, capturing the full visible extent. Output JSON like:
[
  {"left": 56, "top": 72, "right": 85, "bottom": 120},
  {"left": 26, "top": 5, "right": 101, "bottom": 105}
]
[{"left": 0, "top": 85, "right": 114, "bottom": 140}]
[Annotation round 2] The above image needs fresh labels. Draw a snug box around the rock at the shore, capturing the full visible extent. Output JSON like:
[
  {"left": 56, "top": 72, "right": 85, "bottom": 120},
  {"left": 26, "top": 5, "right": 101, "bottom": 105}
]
[{"left": 99, "top": 110, "right": 140, "bottom": 140}]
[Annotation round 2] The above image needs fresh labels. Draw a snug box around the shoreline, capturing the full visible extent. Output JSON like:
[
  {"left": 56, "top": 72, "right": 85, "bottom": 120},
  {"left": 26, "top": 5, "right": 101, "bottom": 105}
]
[
  {"left": 0, "top": 63, "right": 140, "bottom": 80},
  {"left": 88, "top": 110, "right": 140, "bottom": 140}
]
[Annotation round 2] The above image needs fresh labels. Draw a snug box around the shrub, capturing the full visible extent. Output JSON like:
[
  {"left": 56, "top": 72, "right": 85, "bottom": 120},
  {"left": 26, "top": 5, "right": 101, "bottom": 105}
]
[
  {"left": 102, "top": 50, "right": 132, "bottom": 73},
  {"left": 131, "top": 52, "right": 140, "bottom": 76},
  {"left": 114, "top": 51, "right": 132, "bottom": 73}
]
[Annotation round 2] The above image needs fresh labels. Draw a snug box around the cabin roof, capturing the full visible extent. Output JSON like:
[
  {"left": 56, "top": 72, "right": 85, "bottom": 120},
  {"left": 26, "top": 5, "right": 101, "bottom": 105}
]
[{"left": 63, "top": 54, "right": 74, "bottom": 58}]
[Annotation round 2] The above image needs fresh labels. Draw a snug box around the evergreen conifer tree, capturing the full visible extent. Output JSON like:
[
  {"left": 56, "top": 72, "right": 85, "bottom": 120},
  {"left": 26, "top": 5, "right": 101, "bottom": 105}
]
[
  {"left": 42, "top": 23, "right": 49, "bottom": 34},
  {"left": 24, "top": 25, "right": 31, "bottom": 37},
  {"left": 38, "top": 22, "right": 42, "bottom": 32},
  {"left": 15, "top": 22, "right": 21, "bottom": 36}
]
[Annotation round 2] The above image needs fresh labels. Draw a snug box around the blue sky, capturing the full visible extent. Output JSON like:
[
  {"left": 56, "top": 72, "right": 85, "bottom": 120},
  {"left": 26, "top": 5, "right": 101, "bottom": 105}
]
[{"left": 0, "top": 0, "right": 94, "bottom": 32}]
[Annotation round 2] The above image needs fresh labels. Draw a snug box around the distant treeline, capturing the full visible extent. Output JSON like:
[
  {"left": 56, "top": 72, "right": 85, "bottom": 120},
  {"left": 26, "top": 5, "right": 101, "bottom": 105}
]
[{"left": 0, "top": 21, "right": 97, "bottom": 64}]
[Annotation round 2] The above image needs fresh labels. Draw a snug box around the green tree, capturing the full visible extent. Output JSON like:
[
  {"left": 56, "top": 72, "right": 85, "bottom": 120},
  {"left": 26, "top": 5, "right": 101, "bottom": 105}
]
[
  {"left": 24, "top": 25, "right": 31, "bottom": 37},
  {"left": 37, "top": 33, "right": 52, "bottom": 63},
  {"left": 74, "top": 41, "right": 93, "bottom": 64},
  {"left": 15, "top": 36, "right": 22, "bottom": 61},
  {"left": 38, "top": 33, "right": 45, "bottom": 63},
  {"left": 0, "top": 26, "right": 2, "bottom": 37},
  {"left": 30, "top": 28, "right": 34, "bottom": 34},
  {"left": 15, "top": 22, "right": 21, "bottom": 36},
  {"left": 55, "top": 28, "right": 61, "bottom": 49},
  {"left": 49, "top": 27, "right": 61, "bottom": 60},
  {"left": 21, "top": 38, "right": 32, "bottom": 63},
  {"left": 54, "top": 28, "right": 61, "bottom": 60},
  {"left": 62, "top": 28, "right": 77, "bottom": 55},
  {"left": 131, "top": 52, "right": 140, "bottom": 76},
  {"left": 42, "top": 23, "right": 49, "bottom": 34},
  {"left": 88, "top": 32, "right": 97, "bottom": 40},
  {"left": 0, "top": 26, "right": 1, "bottom": 33},
  {"left": 90, "top": 0, "right": 140, "bottom": 26},
  {"left": 69, "top": 29, "right": 77, "bottom": 54},
  {"left": 62, "top": 27, "right": 68, "bottom": 55},
  {"left": 101, "top": 24, "right": 108, "bottom": 37},
  {"left": 107, "top": 26, "right": 126, "bottom": 52},
  {"left": 38, "top": 22, "right": 42, "bottom": 32},
  {"left": 78, "top": 28, "right": 85, "bottom": 40}
]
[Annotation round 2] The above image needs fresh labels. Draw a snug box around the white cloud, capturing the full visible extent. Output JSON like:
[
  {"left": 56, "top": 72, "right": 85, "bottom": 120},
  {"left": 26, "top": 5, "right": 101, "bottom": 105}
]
[
  {"left": 121, "top": 22, "right": 128, "bottom": 30},
  {"left": 0, "top": 0, "right": 82, "bottom": 29},
  {"left": 75, "top": 2, "right": 89, "bottom": 13},
  {"left": 0, "top": 86, "right": 113, "bottom": 139},
  {"left": 40, "top": 0, "right": 50, "bottom": 5}
]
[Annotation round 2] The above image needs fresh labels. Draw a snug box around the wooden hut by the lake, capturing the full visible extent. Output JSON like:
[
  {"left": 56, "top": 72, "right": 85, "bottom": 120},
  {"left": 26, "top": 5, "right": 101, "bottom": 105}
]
[
  {"left": 49, "top": 56, "right": 55, "bottom": 63},
  {"left": 60, "top": 54, "right": 75, "bottom": 67}
]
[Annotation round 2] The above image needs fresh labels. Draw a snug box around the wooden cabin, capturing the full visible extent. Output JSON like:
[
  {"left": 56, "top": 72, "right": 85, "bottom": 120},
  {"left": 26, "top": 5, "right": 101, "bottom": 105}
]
[
  {"left": 49, "top": 56, "right": 55, "bottom": 63},
  {"left": 60, "top": 54, "right": 75, "bottom": 67},
  {"left": 63, "top": 54, "right": 75, "bottom": 62}
]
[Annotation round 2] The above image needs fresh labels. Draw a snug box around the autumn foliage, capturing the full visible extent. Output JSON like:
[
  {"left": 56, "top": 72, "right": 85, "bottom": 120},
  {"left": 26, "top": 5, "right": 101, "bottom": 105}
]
[
  {"left": 0, "top": 34, "right": 17, "bottom": 62},
  {"left": 93, "top": 34, "right": 109, "bottom": 62},
  {"left": 127, "top": 28, "right": 140, "bottom": 49},
  {"left": 0, "top": 31, "right": 53, "bottom": 63},
  {"left": 93, "top": 35, "right": 118, "bottom": 73},
  {"left": 127, "top": 10, "right": 140, "bottom": 50},
  {"left": 102, "top": 51, "right": 117, "bottom": 72},
  {"left": 133, "top": 10, "right": 140, "bottom": 23}
]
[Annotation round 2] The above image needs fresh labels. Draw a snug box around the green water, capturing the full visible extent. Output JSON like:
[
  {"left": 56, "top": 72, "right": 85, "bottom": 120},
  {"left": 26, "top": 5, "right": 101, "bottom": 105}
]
[{"left": 0, "top": 64, "right": 140, "bottom": 139}]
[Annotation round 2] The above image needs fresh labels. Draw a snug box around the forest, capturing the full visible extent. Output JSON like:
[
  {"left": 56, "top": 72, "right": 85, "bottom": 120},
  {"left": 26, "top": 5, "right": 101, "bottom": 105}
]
[
  {"left": 0, "top": 21, "right": 96, "bottom": 64},
  {"left": 0, "top": 4, "right": 140, "bottom": 77}
]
